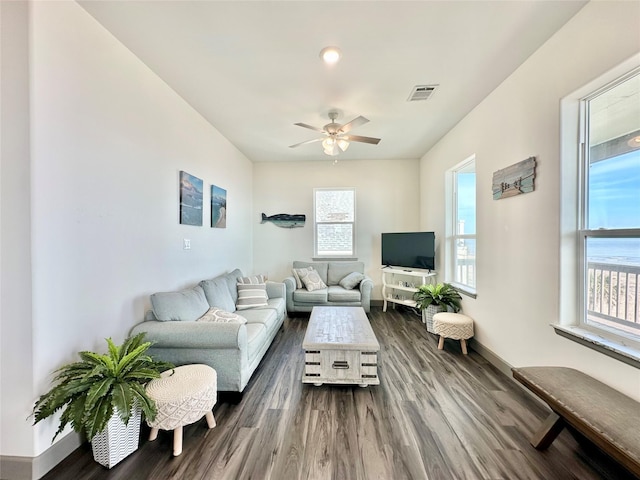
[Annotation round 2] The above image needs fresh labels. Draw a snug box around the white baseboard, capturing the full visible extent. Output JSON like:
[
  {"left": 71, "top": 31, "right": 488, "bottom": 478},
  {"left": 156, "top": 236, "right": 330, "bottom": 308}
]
[{"left": 1, "top": 432, "right": 80, "bottom": 480}]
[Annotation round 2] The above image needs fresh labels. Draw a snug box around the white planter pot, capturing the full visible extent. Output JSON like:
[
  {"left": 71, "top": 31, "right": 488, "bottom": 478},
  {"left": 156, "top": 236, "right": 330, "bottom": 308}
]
[
  {"left": 91, "top": 407, "right": 141, "bottom": 469},
  {"left": 423, "top": 304, "right": 445, "bottom": 334}
]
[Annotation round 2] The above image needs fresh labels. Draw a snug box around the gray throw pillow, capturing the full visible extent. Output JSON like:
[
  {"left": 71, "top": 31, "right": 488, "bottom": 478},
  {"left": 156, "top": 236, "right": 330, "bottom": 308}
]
[
  {"left": 339, "top": 272, "right": 365, "bottom": 290},
  {"left": 150, "top": 285, "right": 209, "bottom": 321}
]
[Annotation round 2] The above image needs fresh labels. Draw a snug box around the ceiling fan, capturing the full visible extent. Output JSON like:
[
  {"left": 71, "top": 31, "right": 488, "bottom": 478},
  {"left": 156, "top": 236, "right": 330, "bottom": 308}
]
[{"left": 289, "top": 111, "right": 381, "bottom": 156}]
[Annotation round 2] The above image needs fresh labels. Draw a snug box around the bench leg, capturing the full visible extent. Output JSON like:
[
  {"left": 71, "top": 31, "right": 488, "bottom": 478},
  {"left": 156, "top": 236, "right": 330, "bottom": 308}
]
[
  {"left": 460, "top": 339, "right": 468, "bottom": 355},
  {"left": 531, "top": 412, "right": 565, "bottom": 450},
  {"left": 438, "top": 336, "right": 445, "bottom": 350},
  {"left": 149, "top": 427, "right": 159, "bottom": 441}
]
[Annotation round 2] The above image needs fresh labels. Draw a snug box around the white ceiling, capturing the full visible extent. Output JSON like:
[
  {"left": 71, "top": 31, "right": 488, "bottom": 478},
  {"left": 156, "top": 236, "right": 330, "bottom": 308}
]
[{"left": 79, "top": 1, "right": 587, "bottom": 163}]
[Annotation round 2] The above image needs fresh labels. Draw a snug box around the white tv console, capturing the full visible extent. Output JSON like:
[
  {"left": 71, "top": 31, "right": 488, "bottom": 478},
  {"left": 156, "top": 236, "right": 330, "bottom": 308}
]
[{"left": 381, "top": 267, "right": 437, "bottom": 312}]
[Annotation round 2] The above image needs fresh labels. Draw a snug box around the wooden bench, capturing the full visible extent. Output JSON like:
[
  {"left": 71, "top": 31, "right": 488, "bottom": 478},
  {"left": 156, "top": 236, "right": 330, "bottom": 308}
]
[{"left": 512, "top": 366, "right": 640, "bottom": 478}]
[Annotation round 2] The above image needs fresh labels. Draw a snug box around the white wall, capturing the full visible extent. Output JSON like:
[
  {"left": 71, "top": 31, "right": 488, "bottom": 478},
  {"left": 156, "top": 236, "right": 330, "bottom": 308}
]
[
  {"left": 1, "top": 0, "right": 255, "bottom": 461},
  {"left": 1, "top": 0, "right": 35, "bottom": 462},
  {"left": 420, "top": 1, "right": 640, "bottom": 400},
  {"left": 253, "top": 159, "right": 420, "bottom": 297}
]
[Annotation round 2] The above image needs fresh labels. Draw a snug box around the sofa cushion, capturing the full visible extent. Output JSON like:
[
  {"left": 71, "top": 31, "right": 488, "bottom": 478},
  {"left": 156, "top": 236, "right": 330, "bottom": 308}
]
[
  {"left": 239, "top": 308, "right": 278, "bottom": 331},
  {"left": 150, "top": 285, "right": 209, "bottom": 321},
  {"left": 246, "top": 323, "right": 267, "bottom": 364},
  {"left": 339, "top": 272, "right": 365, "bottom": 290},
  {"left": 328, "top": 285, "right": 362, "bottom": 302},
  {"left": 225, "top": 269, "right": 243, "bottom": 303},
  {"left": 199, "top": 277, "right": 236, "bottom": 312},
  {"left": 293, "top": 288, "right": 328, "bottom": 304},
  {"left": 327, "top": 262, "right": 364, "bottom": 285},
  {"left": 293, "top": 261, "right": 328, "bottom": 285},
  {"left": 197, "top": 307, "right": 246, "bottom": 324},
  {"left": 236, "top": 283, "right": 269, "bottom": 310},
  {"left": 300, "top": 268, "right": 327, "bottom": 292}
]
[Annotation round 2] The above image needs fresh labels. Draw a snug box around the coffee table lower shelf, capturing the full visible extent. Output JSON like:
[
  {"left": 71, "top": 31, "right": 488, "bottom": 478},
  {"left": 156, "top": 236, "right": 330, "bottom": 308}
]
[{"left": 302, "top": 349, "right": 380, "bottom": 387}]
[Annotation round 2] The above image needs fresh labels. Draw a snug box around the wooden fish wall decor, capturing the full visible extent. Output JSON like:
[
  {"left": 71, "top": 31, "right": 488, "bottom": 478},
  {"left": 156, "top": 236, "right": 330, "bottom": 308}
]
[
  {"left": 492, "top": 157, "right": 536, "bottom": 200},
  {"left": 261, "top": 213, "right": 306, "bottom": 228}
]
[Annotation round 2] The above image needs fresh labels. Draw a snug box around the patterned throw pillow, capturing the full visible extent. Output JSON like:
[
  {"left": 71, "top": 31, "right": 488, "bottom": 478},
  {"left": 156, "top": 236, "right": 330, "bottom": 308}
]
[
  {"left": 292, "top": 267, "right": 313, "bottom": 289},
  {"left": 237, "top": 274, "right": 267, "bottom": 284},
  {"left": 299, "top": 268, "right": 327, "bottom": 292},
  {"left": 236, "top": 283, "right": 269, "bottom": 310},
  {"left": 197, "top": 307, "right": 247, "bottom": 324}
]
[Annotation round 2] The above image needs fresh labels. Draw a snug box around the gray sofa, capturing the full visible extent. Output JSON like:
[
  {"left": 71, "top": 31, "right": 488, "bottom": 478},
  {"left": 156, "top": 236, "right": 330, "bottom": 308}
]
[
  {"left": 284, "top": 261, "right": 373, "bottom": 313},
  {"left": 130, "top": 269, "right": 286, "bottom": 393}
]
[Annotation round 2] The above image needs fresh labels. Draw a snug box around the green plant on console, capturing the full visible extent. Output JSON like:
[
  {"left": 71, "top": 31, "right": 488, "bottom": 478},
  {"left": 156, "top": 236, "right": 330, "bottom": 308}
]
[
  {"left": 32, "top": 332, "right": 173, "bottom": 442},
  {"left": 414, "top": 282, "right": 462, "bottom": 312}
]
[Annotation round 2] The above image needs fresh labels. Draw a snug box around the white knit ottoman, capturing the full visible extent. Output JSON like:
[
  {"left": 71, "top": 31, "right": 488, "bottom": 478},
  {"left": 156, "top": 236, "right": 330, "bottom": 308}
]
[
  {"left": 432, "top": 312, "right": 474, "bottom": 355},
  {"left": 145, "top": 364, "right": 217, "bottom": 456}
]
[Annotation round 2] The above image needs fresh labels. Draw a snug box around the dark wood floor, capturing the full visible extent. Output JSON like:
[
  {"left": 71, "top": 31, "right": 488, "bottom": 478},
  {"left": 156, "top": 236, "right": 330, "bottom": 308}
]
[{"left": 43, "top": 307, "right": 636, "bottom": 480}]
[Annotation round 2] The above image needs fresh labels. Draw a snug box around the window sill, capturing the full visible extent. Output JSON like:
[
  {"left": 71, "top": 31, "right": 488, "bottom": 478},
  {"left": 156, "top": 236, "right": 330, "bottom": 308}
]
[
  {"left": 451, "top": 283, "right": 477, "bottom": 299},
  {"left": 552, "top": 324, "right": 640, "bottom": 369},
  {"left": 312, "top": 257, "right": 358, "bottom": 261}
]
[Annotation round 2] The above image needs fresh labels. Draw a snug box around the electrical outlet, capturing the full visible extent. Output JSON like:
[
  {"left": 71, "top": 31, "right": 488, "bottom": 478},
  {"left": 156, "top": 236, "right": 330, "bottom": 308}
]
[{"left": 183, "top": 239, "right": 191, "bottom": 250}]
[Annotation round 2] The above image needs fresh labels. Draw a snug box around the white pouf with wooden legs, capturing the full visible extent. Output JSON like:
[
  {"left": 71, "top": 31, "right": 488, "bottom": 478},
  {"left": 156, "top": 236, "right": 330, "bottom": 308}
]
[
  {"left": 145, "top": 364, "right": 217, "bottom": 456},
  {"left": 432, "top": 312, "right": 474, "bottom": 354}
]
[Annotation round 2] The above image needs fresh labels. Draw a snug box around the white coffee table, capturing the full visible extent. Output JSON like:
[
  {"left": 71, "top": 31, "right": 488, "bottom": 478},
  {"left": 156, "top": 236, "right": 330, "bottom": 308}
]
[{"left": 302, "top": 306, "right": 380, "bottom": 387}]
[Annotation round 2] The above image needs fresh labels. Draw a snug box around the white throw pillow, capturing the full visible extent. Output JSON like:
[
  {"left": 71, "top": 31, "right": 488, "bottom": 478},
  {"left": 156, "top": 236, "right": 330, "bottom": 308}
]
[
  {"left": 292, "top": 267, "right": 312, "bottom": 289},
  {"left": 299, "top": 268, "right": 327, "bottom": 292},
  {"left": 197, "top": 307, "right": 247, "bottom": 324},
  {"left": 238, "top": 274, "right": 267, "bottom": 284},
  {"left": 236, "top": 283, "right": 269, "bottom": 310}
]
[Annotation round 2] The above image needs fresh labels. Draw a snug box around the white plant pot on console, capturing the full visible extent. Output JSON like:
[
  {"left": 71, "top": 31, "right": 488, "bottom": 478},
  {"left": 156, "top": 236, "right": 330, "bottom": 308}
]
[{"left": 91, "top": 407, "right": 141, "bottom": 468}]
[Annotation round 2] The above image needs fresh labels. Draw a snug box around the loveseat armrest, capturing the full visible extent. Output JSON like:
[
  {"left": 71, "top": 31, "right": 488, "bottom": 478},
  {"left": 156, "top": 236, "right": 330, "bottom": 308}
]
[
  {"left": 360, "top": 276, "right": 374, "bottom": 313},
  {"left": 130, "top": 320, "right": 247, "bottom": 350},
  {"left": 266, "top": 281, "right": 285, "bottom": 299},
  {"left": 283, "top": 276, "right": 296, "bottom": 312}
]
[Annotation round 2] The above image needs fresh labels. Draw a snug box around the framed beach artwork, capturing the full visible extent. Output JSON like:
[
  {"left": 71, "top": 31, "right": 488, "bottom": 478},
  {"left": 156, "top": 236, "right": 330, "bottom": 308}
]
[
  {"left": 179, "top": 171, "right": 203, "bottom": 226},
  {"left": 211, "top": 185, "right": 227, "bottom": 228}
]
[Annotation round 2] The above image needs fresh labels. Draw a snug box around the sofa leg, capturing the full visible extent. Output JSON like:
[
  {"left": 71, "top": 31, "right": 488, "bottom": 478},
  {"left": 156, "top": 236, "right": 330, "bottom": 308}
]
[{"left": 219, "top": 391, "right": 244, "bottom": 404}]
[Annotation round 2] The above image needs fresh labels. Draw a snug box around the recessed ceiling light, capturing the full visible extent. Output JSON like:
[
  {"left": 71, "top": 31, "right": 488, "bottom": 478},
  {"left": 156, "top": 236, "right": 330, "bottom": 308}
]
[
  {"left": 628, "top": 135, "right": 640, "bottom": 148},
  {"left": 320, "top": 46, "right": 342, "bottom": 65}
]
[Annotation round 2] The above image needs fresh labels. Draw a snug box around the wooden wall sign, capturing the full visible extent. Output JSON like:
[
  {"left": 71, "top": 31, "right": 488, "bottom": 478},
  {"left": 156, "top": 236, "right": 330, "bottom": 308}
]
[{"left": 492, "top": 156, "right": 536, "bottom": 200}]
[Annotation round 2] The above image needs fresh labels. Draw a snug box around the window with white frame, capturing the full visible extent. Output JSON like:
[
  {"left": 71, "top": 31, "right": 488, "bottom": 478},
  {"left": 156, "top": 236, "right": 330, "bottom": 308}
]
[
  {"left": 578, "top": 69, "right": 640, "bottom": 338},
  {"left": 314, "top": 188, "right": 355, "bottom": 257},
  {"left": 446, "top": 156, "right": 476, "bottom": 292}
]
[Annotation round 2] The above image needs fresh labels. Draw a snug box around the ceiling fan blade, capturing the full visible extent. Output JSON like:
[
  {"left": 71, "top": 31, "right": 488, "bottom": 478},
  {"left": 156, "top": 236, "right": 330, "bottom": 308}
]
[
  {"left": 345, "top": 134, "right": 381, "bottom": 145},
  {"left": 294, "top": 122, "right": 326, "bottom": 134},
  {"left": 339, "top": 116, "right": 369, "bottom": 134},
  {"left": 289, "top": 137, "right": 323, "bottom": 148}
]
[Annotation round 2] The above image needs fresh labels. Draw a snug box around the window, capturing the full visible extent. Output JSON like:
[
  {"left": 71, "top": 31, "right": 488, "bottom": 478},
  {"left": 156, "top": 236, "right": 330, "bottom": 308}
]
[
  {"left": 314, "top": 188, "right": 355, "bottom": 257},
  {"left": 446, "top": 156, "right": 476, "bottom": 293},
  {"left": 559, "top": 56, "right": 640, "bottom": 366},
  {"left": 579, "top": 70, "right": 640, "bottom": 337}
]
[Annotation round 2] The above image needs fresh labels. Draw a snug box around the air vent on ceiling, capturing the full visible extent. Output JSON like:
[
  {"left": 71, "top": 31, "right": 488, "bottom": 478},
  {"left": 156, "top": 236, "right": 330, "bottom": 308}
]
[{"left": 407, "top": 84, "right": 439, "bottom": 102}]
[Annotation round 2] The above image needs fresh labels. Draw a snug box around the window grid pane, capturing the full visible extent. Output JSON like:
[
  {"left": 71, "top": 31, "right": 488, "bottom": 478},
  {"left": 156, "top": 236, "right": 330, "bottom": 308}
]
[
  {"left": 314, "top": 188, "right": 356, "bottom": 257},
  {"left": 454, "top": 238, "right": 476, "bottom": 288},
  {"left": 582, "top": 71, "right": 640, "bottom": 334}
]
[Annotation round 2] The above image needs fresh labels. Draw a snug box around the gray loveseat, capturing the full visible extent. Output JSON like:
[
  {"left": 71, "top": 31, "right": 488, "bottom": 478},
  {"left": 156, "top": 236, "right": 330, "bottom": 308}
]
[
  {"left": 130, "top": 269, "right": 285, "bottom": 393},
  {"left": 284, "top": 261, "right": 373, "bottom": 313}
]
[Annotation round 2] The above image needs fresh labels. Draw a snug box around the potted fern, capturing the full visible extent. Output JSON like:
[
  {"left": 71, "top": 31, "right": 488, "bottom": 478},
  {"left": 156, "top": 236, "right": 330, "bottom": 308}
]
[
  {"left": 414, "top": 283, "right": 462, "bottom": 333},
  {"left": 32, "top": 333, "right": 173, "bottom": 468}
]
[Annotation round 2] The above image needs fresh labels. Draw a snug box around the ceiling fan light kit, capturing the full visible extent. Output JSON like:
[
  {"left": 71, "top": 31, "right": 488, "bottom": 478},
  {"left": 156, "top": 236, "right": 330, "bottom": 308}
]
[
  {"left": 290, "top": 110, "right": 380, "bottom": 158},
  {"left": 319, "top": 46, "right": 342, "bottom": 64}
]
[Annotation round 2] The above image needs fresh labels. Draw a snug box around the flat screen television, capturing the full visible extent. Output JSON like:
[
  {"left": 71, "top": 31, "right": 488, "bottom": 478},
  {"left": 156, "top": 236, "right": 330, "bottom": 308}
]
[{"left": 381, "top": 232, "right": 435, "bottom": 271}]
